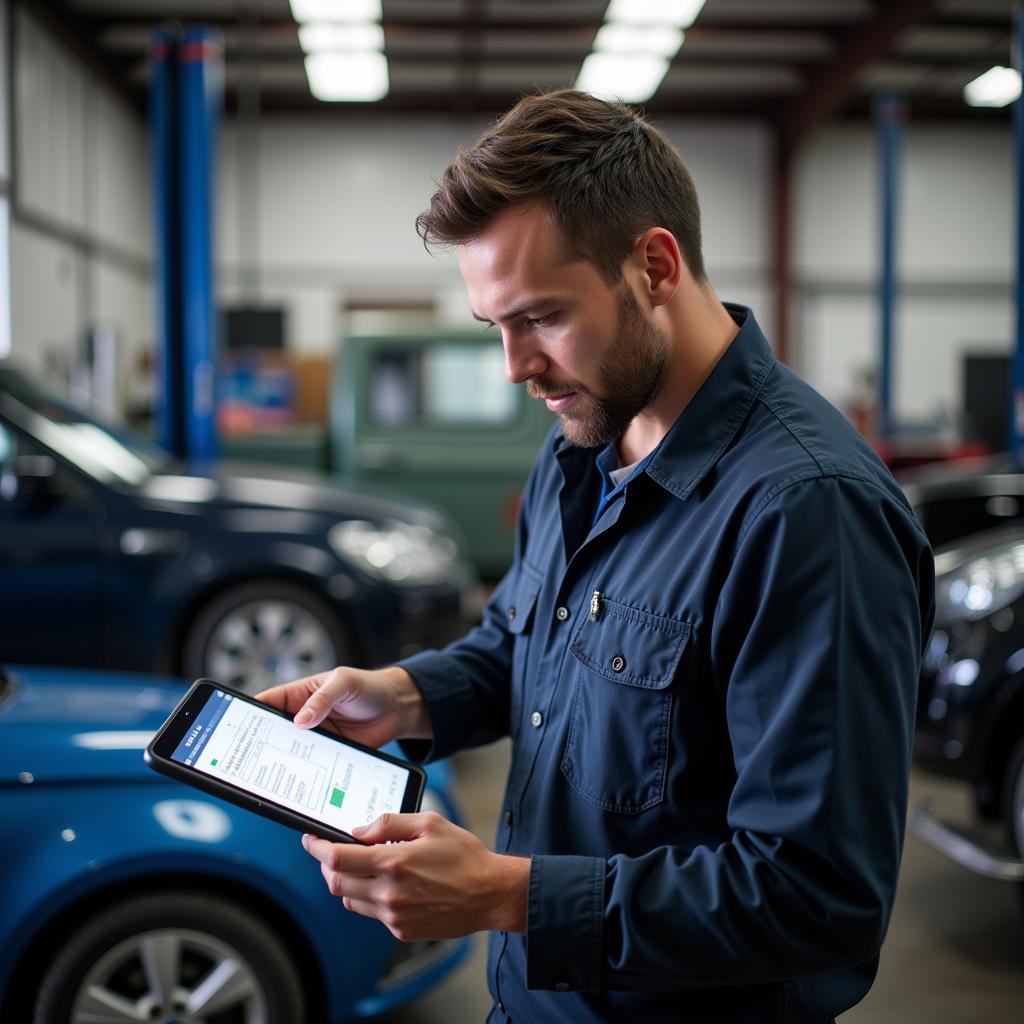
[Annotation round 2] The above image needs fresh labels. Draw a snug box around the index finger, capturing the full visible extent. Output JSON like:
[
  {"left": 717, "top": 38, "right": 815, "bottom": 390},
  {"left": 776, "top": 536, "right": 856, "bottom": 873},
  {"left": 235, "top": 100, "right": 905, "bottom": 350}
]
[{"left": 303, "top": 834, "right": 382, "bottom": 875}]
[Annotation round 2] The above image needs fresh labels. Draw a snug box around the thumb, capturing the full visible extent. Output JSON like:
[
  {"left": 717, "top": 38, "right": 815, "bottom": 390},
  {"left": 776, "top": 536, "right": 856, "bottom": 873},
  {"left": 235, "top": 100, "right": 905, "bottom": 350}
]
[
  {"left": 294, "top": 669, "right": 352, "bottom": 728},
  {"left": 351, "top": 812, "right": 424, "bottom": 843}
]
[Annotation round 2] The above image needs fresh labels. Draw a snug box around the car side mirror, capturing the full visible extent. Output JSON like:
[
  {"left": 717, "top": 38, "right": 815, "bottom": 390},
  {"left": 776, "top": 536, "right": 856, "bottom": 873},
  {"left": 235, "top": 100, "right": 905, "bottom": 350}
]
[{"left": 0, "top": 454, "right": 58, "bottom": 504}]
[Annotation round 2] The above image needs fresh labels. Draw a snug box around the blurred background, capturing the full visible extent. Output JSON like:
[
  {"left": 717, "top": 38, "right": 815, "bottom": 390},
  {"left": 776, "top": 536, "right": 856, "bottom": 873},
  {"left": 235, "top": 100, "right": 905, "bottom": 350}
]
[{"left": 2, "top": 1, "right": 1024, "bottom": 1022}]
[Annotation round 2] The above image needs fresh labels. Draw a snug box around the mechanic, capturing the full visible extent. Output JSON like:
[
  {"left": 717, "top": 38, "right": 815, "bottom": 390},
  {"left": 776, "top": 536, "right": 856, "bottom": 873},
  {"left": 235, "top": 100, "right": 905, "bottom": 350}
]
[{"left": 259, "top": 89, "right": 935, "bottom": 1024}]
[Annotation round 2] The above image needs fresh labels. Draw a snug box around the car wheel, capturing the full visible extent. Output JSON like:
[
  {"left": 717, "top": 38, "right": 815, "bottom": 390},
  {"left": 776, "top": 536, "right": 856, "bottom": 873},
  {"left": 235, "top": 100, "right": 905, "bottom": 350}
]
[
  {"left": 33, "top": 891, "right": 305, "bottom": 1024},
  {"left": 183, "top": 581, "right": 350, "bottom": 693}
]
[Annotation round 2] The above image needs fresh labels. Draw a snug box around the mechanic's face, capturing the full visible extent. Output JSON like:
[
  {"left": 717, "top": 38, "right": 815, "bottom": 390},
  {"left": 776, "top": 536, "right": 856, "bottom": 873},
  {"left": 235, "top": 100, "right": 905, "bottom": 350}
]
[{"left": 459, "top": 204, "right": 671, "bottom": 449}]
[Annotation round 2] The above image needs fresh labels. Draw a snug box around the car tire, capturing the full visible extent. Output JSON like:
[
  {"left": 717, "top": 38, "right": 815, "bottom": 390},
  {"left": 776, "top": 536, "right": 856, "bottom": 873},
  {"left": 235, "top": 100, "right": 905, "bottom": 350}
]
[
  {"left": 33, "top": 891, "right": 305, "bottom": 1024},
  {"left": 182, "top": 580, "right": 351, "bottom": 693},
  {"left": 1005, "top": 734, "right": 1024, "bottom": 857}
]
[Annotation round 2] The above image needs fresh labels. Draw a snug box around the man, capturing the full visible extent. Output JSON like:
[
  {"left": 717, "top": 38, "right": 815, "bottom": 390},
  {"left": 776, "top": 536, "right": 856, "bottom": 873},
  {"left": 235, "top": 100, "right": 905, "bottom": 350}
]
[{"left": 260, "top": 90, "right": 934, "bottom": 1023}]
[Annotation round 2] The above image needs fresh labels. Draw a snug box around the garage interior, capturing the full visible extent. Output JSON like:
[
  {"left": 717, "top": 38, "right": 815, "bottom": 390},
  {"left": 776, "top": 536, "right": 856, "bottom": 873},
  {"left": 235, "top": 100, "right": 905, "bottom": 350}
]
[{"left": 3, "top": 0, "right": 1024, "bottom": 1022}]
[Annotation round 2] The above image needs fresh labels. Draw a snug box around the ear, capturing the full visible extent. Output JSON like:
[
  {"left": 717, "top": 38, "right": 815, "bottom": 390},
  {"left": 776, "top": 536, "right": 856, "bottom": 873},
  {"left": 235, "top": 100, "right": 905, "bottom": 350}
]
[{"left": 633, "top": 227, "right": 683, "bottom": 308}]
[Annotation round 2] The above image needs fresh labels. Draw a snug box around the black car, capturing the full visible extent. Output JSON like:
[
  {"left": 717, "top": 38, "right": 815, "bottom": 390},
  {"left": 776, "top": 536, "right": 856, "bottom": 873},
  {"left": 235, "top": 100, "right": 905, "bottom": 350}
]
[
  {"left": 901, "top": 462, "right": 1024, "bottom": 883},
  {"left": 0, "top": 365, "right": 474, "bottom": 692}
]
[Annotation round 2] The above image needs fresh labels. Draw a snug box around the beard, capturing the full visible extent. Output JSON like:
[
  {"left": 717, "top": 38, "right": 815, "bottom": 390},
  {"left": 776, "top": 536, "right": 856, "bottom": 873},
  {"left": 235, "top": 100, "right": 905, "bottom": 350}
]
[{"left": 528, "top": 285, "right": 671, "bottom": 449}]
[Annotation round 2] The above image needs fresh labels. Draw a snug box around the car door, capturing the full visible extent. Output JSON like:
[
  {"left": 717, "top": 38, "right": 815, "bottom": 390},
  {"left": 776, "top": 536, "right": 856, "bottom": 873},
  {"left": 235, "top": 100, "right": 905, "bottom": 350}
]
[{"left": 0, "top": 419, "right": 104, "bottom": 666}]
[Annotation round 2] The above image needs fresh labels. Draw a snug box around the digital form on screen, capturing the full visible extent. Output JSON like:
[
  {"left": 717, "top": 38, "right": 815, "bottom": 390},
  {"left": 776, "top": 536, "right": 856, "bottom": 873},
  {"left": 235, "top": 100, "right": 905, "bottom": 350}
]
[{"left": 170, "top": 689, "right": 410, "bottom": 834}]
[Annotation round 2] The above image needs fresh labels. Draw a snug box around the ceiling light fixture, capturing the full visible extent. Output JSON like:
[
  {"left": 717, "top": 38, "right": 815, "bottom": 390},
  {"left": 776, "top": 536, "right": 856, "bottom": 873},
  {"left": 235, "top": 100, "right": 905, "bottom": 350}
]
[
  {"left": 298, "top": 22, "right": 385, "bottom": 52},
  {"left": 576, "top": 52, "right": 670, "bottom": 103},
  {"left": 963, "top": 65, "right": 1021, "bottom": 108},
  {"left": 604, "top": 0, "right": 706, "bottom": 29},
  {"left": 289, "top": 0, "right": 382, "bottom": 23},
  {"left": 305, "top": 50, "right": 389, "bottom": 101},
  {"left": 594, "top": 23, "right": 684, "bottom": 59}
]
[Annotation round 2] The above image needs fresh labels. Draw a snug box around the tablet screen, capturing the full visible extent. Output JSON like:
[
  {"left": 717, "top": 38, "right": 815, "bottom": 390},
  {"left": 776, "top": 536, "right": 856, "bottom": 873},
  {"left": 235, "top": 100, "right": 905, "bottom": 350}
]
[{"left": 170, "top": 687, "right": 410, "bottom": 834}]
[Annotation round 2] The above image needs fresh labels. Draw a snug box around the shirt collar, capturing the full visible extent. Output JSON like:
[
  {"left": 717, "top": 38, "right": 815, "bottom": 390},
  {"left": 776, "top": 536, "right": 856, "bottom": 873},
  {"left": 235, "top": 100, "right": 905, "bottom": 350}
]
[
  {"left": 646, "top": 303, "right": 774, "bottom": 501},
  {"left": 553, "top": 302, "right": 775, "bottom": 502}
]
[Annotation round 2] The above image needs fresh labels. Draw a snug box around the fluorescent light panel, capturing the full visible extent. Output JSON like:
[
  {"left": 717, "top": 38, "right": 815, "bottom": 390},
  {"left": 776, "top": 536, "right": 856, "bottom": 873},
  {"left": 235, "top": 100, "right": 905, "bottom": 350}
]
[
  {"left": 298, "top": 21, "right": 384, "bottom": 52},
  {"left": 604, "top": 0, "right": 706, "bottom": 29},
  {"left": 963, "top": 65, "right": 1021, "bottom": 108},
  {"left": 594, "top": 23, "right": 683, "bottom": 59},
  {"left": 576, "top": 52, "right": 670, "bottom": 103},
  {"left": 290, "top": 0, "right": 382, "bottom": 23},
  {"left": 305, "top": 50, "right": 389, "bottom": 101}
]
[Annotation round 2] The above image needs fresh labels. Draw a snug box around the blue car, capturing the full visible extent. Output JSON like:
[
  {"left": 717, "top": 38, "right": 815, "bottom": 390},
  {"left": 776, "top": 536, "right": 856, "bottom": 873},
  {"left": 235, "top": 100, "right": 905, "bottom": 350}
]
[
  {"left": 0, "top": 664, "right": 470, "bottom": 1022},
  {"left": 0, "top": 364, "right": 475, "bottom": 693}
]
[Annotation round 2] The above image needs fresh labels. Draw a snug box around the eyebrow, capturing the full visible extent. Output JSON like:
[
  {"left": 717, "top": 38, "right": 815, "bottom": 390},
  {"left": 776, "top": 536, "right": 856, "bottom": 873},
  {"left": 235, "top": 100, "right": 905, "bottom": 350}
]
[{"left": 471, "top": 298, "right": 562, "bottom": 325}]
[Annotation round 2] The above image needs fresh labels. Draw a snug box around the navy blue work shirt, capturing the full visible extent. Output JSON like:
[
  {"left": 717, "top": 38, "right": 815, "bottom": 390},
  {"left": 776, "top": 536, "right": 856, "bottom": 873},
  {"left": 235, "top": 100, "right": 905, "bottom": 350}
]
[{"left": 399, "top": 304, "right": 935, "bottom": 1024}]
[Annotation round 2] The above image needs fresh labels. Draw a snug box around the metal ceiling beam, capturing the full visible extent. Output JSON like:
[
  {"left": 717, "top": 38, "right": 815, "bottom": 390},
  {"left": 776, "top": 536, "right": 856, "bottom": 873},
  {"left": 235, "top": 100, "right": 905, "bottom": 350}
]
[
  {"left": 64, "top": 16, "right": 897, "bottom": 36},
  {"left": 779, "top": 0, "right": 937, "bottom": 155},
  {"left": 453, "top": 0, "right": 486, "bottom": 115}
]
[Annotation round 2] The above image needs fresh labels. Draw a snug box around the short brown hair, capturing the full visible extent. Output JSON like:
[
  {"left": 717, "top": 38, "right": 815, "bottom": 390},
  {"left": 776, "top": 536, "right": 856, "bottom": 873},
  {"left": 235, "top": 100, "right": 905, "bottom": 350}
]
[{"left": 416, "top": 89, "right": 705, "bottom": 284}]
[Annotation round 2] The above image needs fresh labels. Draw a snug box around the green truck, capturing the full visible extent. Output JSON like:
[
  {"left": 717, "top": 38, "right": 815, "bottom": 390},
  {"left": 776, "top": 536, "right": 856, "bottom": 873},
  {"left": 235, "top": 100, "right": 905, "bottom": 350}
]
[{"left": 224, "top": 330, "right": 553, "bottom": 580}]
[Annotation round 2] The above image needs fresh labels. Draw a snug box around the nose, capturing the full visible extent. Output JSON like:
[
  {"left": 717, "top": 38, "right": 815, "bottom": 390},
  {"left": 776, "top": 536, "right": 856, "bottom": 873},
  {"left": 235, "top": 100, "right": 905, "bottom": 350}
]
[{"left": 502, "top": 327, "right": 548, "bottom": 385}]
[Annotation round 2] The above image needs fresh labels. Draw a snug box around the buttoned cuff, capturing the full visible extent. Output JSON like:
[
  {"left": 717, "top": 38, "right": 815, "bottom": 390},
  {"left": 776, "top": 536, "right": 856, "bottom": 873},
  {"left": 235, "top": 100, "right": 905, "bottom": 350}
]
[
  {"left": 395, "top": 649, "right": 482, "bottom": 763},
  {"left": 526, "top": 854, "right": 605, "bottom": 992}
]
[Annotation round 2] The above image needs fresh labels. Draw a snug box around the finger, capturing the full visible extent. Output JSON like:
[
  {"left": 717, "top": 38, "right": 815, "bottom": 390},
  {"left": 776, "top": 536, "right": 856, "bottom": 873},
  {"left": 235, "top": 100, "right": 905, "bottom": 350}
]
[
  {"left": 254, "top": 672, "right": 326, "bottom": 714},
  {"left": 339, "top": 896, "right": 384, "bottom": 924},
  {"left": 293, "top": 667, "right": 357, "bottom": 728},
  {"left": 303, "top": 833, "right": 381, "bottom": 874},
  {"left": 352, "top": 811, "right": 439, "bottom": 844},
  {"left": 319, "top": 863, "right": 379, "bottom": 901}
]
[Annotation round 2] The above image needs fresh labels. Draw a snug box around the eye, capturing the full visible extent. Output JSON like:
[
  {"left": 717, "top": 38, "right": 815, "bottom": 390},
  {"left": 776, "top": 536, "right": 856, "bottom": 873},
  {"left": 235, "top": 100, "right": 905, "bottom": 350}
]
[{"left": 527, "top": 313, "right": 557, "bottom": 328}]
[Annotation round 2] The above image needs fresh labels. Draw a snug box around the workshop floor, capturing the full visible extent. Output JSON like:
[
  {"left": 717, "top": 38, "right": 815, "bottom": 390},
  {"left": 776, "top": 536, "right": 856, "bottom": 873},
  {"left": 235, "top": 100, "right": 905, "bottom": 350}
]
[{"left": 378, "top": 740, "right": 1024, "bottom": 1024}]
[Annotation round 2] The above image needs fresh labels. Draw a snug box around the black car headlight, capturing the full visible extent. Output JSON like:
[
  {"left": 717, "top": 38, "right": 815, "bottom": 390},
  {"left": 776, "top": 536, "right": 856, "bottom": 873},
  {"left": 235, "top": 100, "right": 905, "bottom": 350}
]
[
  {"left": 935, "top": 538, "right": 1024, "bottom": 625},
  {"left": 328, "top": 520, "right": 459, "bottom": 586}
]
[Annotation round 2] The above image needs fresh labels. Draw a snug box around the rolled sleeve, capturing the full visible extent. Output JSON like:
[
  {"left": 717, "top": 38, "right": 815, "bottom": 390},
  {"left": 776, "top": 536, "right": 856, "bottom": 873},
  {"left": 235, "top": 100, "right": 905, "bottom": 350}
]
[{"left": 527, "top": 854, "right": 606, "bottom": 991}]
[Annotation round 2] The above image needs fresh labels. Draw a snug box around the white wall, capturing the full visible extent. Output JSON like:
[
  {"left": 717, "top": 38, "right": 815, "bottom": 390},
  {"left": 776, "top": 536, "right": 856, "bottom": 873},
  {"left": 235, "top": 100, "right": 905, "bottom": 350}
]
[
  {"left": 795, "top": 124, "right": 1013, "bottom": 424},
  {"left": 222, "top": 112, "right": 1011, "bottom": 431},
  {"left": 216, "top": 116, "right": 774, "bottom": 354},
  {"left": 8, "top": 6, "right": 153, "bottom": 411}
]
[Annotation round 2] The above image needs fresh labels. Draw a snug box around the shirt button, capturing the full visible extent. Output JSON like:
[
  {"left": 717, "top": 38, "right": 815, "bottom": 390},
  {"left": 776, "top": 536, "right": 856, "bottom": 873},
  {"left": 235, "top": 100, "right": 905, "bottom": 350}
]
[
  {"left": 555, "top": 605, "right": 570, "bottom": 621},
  {"left": 611, "top": 654, "right": 626, "bottom": 672},
  {"left": 554, "top": 982, "right": 570, "bottom": 992},
  {"left": 507, "top": 606, "right": 517, "bottom": 622},
  {"left": 530, "top": 711, "right": 543, "bottom": 728},
  {"left": 504, "top": 809, "right": 513, "bottom": 827},
  {"left": 497, "top": 1001, "right": 505, "bottom": 1013}
]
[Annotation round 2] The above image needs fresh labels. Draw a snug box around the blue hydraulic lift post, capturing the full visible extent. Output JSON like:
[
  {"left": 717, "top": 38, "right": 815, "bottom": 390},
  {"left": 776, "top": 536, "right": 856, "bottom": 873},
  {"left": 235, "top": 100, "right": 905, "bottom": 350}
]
[
  {"left": 180, "top": 27, "right": 224, "bottom": 464},
  {"left": 1012, "top": 4, "right": 1024, "bottom": 464},
  {"left": 150, "top": 26, "right": 184, "bottom": 456},
  {"left": 874, "top": 91, "right": 905, "bottom": 441}
]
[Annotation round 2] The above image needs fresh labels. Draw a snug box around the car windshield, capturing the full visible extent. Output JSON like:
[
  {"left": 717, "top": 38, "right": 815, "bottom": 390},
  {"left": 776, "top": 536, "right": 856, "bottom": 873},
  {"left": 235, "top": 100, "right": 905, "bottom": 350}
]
[{"left": 0, "top": 368, "right": 173, "bottom": 486}]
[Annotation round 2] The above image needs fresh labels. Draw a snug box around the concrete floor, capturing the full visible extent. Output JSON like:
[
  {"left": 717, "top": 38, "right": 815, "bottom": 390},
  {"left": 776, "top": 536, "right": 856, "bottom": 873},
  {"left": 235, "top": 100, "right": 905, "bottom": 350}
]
[{"left": 379, "top": 740, "right": 1024, "bottom": 1024}]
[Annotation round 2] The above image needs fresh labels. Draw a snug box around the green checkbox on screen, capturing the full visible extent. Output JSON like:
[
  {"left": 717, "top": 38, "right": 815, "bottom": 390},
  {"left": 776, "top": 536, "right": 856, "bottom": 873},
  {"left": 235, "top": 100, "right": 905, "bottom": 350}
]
[
  {"left": 210, "top": 758, "right": 218, "bottom": 766},
  {"left": 330, "top": 788, "right": 345, "bottom": 808}
]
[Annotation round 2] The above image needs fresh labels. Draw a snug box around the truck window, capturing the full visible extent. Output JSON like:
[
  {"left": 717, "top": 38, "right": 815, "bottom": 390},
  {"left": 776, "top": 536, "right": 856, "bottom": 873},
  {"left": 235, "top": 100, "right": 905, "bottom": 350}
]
[{"left": 369, "top": 345, "right": 517, "bottom": 427}]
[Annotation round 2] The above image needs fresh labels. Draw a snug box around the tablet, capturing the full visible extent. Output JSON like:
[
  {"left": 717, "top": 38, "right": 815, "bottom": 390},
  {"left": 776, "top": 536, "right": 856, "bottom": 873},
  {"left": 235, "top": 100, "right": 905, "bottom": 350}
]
[{"left": 145, "top": 678, "right": 426, "bottom": 844}]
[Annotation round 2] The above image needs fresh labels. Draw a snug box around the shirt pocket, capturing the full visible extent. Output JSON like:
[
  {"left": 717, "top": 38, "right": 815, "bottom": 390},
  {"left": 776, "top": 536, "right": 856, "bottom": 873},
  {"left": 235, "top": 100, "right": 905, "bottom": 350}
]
[
  {"left": 561, "top": 597, "right": 691, "bottom": 813},
  {"left": 507, "top": 564, "right": 544, "bottom": 735}
]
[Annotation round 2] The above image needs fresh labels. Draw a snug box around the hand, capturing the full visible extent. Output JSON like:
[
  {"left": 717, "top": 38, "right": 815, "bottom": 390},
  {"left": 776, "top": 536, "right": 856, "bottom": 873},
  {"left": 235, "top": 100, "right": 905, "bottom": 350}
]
[
  {"left": 302, "top": 813, "right": 530, "bottom": 941},
  {"left": 256, "top": 664, "right": 432, "bottom": 748}
]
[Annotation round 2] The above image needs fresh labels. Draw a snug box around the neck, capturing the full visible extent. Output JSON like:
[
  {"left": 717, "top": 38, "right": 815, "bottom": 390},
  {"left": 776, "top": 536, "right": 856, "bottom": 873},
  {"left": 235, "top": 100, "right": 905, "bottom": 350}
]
[{"left": 617, "top": 283, "right": 739, "bottom": 465}]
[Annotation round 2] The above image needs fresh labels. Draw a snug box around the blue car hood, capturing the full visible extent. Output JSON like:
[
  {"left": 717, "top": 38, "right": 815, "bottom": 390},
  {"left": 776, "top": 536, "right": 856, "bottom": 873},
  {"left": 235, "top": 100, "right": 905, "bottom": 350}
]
[
  {"left": 0, "top": 667, "right": 453, "bottom": 797},
  {"left": 0, "top": 666, "right": 185, "bottom": 784}
]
